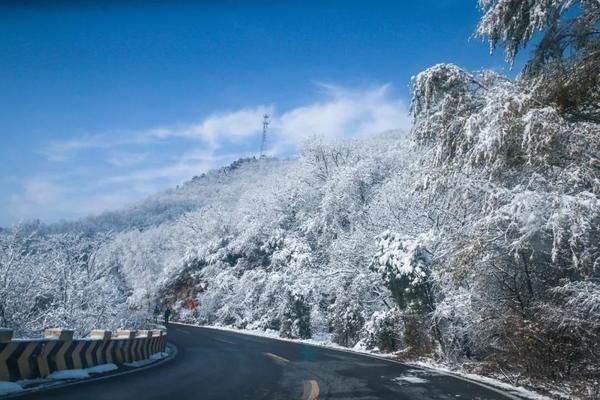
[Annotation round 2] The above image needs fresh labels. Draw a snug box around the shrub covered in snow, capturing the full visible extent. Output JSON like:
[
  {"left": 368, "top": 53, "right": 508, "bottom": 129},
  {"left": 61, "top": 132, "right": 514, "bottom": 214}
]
[
  {"left": 279, "top": 292, "right": 312, "bottom": 339},
  {"left": 329, "top": 295, "right": 364, "bottom": 347},
  {"left": 370, "top": 231, "right": 434, "bottom": 312},
  {"left": 361, "top": 308, "right": 404, "bottom": 352}
]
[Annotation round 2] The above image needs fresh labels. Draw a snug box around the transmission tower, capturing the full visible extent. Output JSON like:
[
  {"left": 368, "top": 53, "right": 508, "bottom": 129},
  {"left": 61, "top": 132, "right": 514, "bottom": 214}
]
[{"left": 259, "top": 114, "right": 270, "bottom": 157}]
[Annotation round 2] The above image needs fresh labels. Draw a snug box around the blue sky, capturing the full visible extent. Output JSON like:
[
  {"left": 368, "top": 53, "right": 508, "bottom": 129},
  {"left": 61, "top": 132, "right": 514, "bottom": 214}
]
[{"left": 0, "top": 0, "right": 519, "bottom": 226}]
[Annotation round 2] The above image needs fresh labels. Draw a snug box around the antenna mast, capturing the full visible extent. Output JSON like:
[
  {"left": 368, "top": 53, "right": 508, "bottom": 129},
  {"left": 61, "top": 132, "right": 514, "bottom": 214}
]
[{"left": 259, "top": 114, "right": 270, "bottom": 157}]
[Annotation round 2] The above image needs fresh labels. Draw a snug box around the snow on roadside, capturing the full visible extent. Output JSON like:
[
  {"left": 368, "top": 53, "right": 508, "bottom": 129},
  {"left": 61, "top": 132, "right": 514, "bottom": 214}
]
[
  {"left": 48, "top": 363, "right": 120, "bottom": 380},
  {"left": 174, "top": 322, "right": 556, "bottom": 400},
  {"left": 85, "top": 363, "right": 119, "bottom": 374},
  {"left": 150, "top": 352, "right": 169, "bottom": 360},
  {"left": 393, "top": 375, "right": 429, "bottom": 385},
  {"left": 4, "top": 353, "right": 168, "bottom": 396},
  {"left": 48, "top": 369, "right": 90, "bottom": 380},
  {"left": 0, "top": 382, "right": 24, "bottom": 396},
  {"left": 124, "top": 352, "right": 168, "bottom": 368},
  {"left": 409, "top": 361, "right": 557, "bottom": 400}
]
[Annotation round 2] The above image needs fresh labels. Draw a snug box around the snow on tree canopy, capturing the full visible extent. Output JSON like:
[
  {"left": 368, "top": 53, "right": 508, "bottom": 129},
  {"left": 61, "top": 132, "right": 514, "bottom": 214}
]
[
  {"left": 371, "top": 232, "right": 434, "bottom": 312},
  {"left": 373, "top": 231, "right": 432, "bottom": 287},
  {"left": 411, "top": 63, "right": 600, "bottom": 191},
  {"left": 475, "top": 0, "right": 574, "bottom": 63}
]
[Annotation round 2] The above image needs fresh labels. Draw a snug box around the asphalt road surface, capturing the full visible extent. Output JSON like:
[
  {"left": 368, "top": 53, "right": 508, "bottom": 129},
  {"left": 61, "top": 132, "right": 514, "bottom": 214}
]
[{"left": 16, "top": 323, "right": 520, "bottom": 400}]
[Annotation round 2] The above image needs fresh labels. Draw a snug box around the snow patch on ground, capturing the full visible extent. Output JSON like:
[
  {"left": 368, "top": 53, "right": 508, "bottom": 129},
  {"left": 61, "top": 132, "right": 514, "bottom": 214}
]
[
  {"left": 174, "top": 322, "right": 554, "bottom": 400},
  {"left": 392, "top": 375, "right": 429, "bottom": 385},
  {"left": 47, "top": 369, "right": 90, "bottom": 380},
  {"left": 125, "top": 352, "right": 168, "bottom": 367},
  {"left": 40, "top": 363, "right": 120, "bottom": 381},
  {"left": 150, "top": 352, "right": 168, "bottom": 360},
  {"left": 47, "top": 364, "right": 119, "bottom": 382},
  {"left": 6, "top": 352, "right": 169, "bottom": 396},
  {"left": 0, "top": 381, "right": 24, "bottom": 396},
  {"left": 85, "top": 363, "right": 119, "bottom": 374}
]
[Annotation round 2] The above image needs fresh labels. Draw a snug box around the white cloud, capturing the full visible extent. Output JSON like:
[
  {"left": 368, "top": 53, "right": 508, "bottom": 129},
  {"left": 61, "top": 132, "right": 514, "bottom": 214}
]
[
  {"left": 6, "top": 173, "right": 170, "bottom": 224},
  {"left": 7, "top": 176, "right": 91, "bottom": 223},
  {"left": 42, "top": 83, "right": 408, "bottom": 161},
  {"left": 106, "top": 151, "right": 149, "bottom": 167},
  {"left": 143, "top": 83, "right": 409, "bottom": 149},
  {"left": 274, "top": 83, "right": 409, "bottom": 144},
  {"left": 99, "top": 160, "right": 212, "bottom": 185},
  {"left": 8, "top": 83, "right": 410, "bottom": 224},
  {"left": 42, "top": 133, "right": 154, "bottom": 162},
  {"left": 147, "top": 106, "right": 273, "bottom": 144},
  {"left": 99, "top": 149, "right": 253, "bottom": 186},
  {"left": 21, "top": 177, "right": 63, "bottom": 206}
]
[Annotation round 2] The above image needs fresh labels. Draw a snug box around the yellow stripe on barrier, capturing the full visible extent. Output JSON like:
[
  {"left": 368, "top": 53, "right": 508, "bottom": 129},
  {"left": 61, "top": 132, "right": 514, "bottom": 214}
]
[
  {"left": 105, "top": 340, "right": 115, "bottom": 364},
  {"left": 55, "top": 339, "right": 73, "bottom": 371},
  {"left": 0, "top": 342, "right": 18, "bottom": 381},
  {"left": 37, "top": 341, "right": 58, "bottom": 377},
  {"left": 17, "top": 342, "right": 40, "bottom": 379},
  {"left": 84, "top": 340, "right": 97, "bottom": 367},
  {"left": 71, "top": 340, "right": 86, "bottom": 370},
  {"left": 0, "top": 327, "right": 166, "bottom": 382}
]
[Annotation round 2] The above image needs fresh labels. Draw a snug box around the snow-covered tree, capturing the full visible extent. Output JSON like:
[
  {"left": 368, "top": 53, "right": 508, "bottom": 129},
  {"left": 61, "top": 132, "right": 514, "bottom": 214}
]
[
  {"left": 280, "top": 291, "right": 312, "bottom": 339},
  {"left": 371, "top": 231, "right": 434, "bottom": 312},
  {"left": 476, "top": 0, "right": 600, "bottom": 122},
  {"left": 0, "top": 226, "right": 142, "bottom": 336},
  {"left": 361, "top": 308, "right": 404, "bottom": 352},
  {"left": 329, "top": 293, "right": 364, "bottom": 347},
  {"left": 411, "top": 53, "right": 599, "bottom": 385}
]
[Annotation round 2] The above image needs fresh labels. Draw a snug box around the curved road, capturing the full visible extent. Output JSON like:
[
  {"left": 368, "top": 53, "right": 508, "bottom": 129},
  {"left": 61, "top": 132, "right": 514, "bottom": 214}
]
[{"left": 17, "top": 323, "right": 519, "bottom": 400}]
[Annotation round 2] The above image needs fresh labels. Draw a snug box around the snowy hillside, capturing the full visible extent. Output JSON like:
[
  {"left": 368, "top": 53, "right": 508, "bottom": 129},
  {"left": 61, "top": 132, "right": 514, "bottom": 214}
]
[{"left": 47, "top": 157, "right": 290, "bottom": 234}]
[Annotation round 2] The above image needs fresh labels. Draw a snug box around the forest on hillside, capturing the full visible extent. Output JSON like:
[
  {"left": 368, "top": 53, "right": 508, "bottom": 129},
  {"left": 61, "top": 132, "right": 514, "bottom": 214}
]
[{"left": 1, "top": 1, "right": 599, "bottom": 397}]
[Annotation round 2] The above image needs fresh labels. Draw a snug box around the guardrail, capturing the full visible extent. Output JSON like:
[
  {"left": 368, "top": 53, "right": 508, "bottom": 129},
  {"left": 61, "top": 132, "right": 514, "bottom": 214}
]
[{"left": 0, "top": 328, "right": 167, "bottom": 382}]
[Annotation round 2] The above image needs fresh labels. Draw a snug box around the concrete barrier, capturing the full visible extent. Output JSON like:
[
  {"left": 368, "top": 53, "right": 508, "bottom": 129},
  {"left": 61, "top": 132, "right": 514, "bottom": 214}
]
[
  {"left": 0, "top": 329, "right": 13, "bottom": 343},
  {"left": 43, "top": 328, "right": 74, "bottom": 341},
  {"left": 0, "top": 327, "right": 167, "bottom": 382}
]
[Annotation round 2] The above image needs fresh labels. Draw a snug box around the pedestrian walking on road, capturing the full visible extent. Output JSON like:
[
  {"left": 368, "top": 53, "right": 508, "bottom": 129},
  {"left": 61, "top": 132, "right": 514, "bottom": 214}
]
[
  {"left": 164, "top": 306, "right": 172, "bottom": 326},
  {"left": 153, "top": 305, "right": 160, "bottom": 323}
]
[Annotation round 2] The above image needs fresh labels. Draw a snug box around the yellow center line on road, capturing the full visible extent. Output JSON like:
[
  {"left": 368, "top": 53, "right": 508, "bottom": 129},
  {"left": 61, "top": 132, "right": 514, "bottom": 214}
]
[
  {"left": 263, "top": 352, "right": 290, "bottom": 363},
  {"left": 302, "top": 379, "right": 319, "bottom": 400},
  {"left": 262, "top": 352, "right": 318, "bottom": 399}
]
